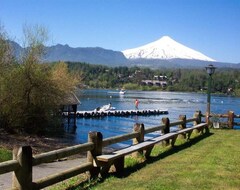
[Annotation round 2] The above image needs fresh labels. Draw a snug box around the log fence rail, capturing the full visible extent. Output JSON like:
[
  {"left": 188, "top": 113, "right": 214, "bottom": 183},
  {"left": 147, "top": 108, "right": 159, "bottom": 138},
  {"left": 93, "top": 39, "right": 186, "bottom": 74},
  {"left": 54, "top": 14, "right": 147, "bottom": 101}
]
[{"left": 204, "top": 110, "right": 240, "bottom": 129}]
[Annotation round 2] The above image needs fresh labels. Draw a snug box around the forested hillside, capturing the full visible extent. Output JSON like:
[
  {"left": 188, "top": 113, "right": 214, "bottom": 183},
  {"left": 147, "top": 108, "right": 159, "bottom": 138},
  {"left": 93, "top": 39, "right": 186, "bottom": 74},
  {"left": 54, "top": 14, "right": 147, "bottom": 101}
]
[{"left": 67, "top": 62, "right": 240, "bottom": 96}]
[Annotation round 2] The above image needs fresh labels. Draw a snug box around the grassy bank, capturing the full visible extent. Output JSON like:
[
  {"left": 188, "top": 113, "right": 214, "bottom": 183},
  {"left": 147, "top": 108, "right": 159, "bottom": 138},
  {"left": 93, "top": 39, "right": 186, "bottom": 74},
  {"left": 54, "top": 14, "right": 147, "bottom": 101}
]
[
  {"left": 91, "top": 129, "right": 240, "bottom": 190},
  {"left": 0, "top": 148, "right": 11, "bottom": 162}
]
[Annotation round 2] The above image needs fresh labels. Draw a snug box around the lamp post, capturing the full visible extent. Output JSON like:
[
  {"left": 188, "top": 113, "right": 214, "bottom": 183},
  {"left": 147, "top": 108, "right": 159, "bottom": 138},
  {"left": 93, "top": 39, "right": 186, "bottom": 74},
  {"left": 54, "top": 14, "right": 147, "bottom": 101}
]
[{"left": 205, "top": 64, "right": 216, "bottom": 125}]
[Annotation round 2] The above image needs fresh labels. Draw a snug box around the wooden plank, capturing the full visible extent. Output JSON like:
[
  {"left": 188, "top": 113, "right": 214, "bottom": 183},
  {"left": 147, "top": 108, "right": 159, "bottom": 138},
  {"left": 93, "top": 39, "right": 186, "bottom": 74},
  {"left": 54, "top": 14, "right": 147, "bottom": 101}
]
[
  {"left": 169, "top": 120, "right": 184, "bottom": 127},
  {"left": 150, "top": 132, "right": 177, "bottom": 142},
  {"left": 0, "top": 160, "right": 19, "bottom": 174},
  {"left": 97, "top": 132, "right": 177, "bottom": 162},
  {"left": 176, "top": 123, "right": 207, "bottom": 134},
  {"left": 33, "top": 142, "right": 94, "bottom": 166},
  {"left": 144, "top": 124, "right": 165, "bottom": 135},
  {"left": 97, "top": 124, "right": 207, "bottom": 162},
  {"left": 176, "top": 127, "right": 194, "bottom": 134},
  {"left": 34, "top": 162, "right": 93, "bottom": 189},
  {"left": 102, "top": 132, "right": 139, "bottom": 147},
  {"left": 186, "top": 118, "right": 198, "bottom": 123},
  {"left": 191, "top": 123, "right": 207, "bottom": 130}
]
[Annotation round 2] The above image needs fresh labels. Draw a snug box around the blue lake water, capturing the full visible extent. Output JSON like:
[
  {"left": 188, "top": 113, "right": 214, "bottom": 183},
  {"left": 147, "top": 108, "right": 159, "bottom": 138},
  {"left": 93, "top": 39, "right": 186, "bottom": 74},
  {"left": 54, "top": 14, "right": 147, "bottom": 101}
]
[{"left": 64, "top": 89, "right": 240, "bottom": 147}]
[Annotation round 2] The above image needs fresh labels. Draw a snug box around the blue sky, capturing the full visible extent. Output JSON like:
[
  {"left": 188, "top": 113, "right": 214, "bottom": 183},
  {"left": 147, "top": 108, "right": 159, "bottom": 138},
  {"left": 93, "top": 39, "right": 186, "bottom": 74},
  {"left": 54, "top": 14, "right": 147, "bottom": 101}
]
[{"left": 0, "top": 0, "right": 240, "bottom": 63}]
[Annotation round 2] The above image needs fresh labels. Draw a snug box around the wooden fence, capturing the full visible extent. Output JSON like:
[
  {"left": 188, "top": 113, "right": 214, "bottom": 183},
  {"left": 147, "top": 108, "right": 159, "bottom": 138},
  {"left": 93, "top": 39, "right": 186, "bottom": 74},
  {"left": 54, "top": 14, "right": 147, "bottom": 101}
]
[
  {"left": 204, "top": 110, "right": 240, "bottom": 129},
  {"left": 0, "top": 111, "right": 207, "bottom": 190}
]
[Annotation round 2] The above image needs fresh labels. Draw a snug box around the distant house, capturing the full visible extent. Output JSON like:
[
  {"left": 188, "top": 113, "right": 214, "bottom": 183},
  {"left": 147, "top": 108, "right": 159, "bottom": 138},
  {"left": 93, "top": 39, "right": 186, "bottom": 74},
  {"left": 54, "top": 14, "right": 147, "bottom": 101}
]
[
  {"left": 154, "top": 75, "right": 168, "bottom": 81},
  {"left": 141, "top": 80, "right": 167, "bottom": 88}
]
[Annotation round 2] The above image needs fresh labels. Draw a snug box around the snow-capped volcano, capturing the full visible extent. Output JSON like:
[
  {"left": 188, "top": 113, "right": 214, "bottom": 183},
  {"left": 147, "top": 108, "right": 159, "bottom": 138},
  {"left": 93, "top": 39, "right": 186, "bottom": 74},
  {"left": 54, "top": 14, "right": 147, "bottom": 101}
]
[{"left": 122, "top": 36, "right": 215, "bottom": 62}]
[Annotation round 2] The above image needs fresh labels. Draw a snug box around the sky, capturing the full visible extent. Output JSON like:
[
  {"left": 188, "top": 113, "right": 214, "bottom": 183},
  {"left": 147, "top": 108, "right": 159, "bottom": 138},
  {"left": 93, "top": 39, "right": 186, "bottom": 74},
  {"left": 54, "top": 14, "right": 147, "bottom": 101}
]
[{"left": 0, "top": 0, "right": 240, "bottom": 63}]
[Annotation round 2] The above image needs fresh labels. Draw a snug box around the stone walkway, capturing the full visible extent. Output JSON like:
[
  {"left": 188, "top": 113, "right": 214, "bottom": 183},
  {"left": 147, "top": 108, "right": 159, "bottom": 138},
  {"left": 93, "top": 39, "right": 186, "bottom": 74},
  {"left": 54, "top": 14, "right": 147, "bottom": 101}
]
[{"left": 0, "top": 157, "right": 87, "bottom": 189}]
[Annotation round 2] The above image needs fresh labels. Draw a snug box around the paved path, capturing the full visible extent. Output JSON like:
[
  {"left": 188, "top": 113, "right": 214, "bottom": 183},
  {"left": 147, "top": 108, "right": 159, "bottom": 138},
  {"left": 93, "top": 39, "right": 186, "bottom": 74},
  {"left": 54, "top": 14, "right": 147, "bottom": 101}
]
[{"left": 0, "top": 157, "right": 87, "bottom": 189}]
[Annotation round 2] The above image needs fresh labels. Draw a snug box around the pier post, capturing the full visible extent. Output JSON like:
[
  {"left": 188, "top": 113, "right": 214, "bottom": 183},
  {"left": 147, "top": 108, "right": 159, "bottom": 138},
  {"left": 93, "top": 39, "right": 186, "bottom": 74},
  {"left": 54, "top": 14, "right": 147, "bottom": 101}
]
[
  {"left": 12, "top": 146, "right": 33, "bottom": 190},
  {"left": 73, "top": 105, "right": 77, "bottom": 126},
  {"left": 228, "top": 111, "right": 234, "bottom": 129}
]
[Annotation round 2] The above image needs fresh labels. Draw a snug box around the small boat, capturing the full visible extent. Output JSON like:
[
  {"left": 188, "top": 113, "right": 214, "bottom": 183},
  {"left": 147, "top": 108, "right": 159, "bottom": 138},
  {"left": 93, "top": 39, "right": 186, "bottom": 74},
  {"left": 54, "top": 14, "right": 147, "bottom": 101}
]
[
  {"left": 94, "top": 103, "right": 116, "bottom": 112},
  {"left": 119, "top": 89, "right": 126, "bottom": 95}
]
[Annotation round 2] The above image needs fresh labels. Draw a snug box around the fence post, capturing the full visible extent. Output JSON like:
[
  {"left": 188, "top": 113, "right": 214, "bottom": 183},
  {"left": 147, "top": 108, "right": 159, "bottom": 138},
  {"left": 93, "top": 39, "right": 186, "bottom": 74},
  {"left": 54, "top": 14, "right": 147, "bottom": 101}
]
[
  {"left": 178, "top": 115, "right": 186, "bottom": 139},
  {"left": 162, "top": 117, "right": 170, "bottom": 145},
  {"left": 162, "top": 117, "right": 170, "bottom": 134},
  {"left": 133, "top": 123, "right": 145, "bottom": 157},
  {"left": 205, "top": 113, "right": 210, "bottom": 128},
  {"left": 193, "top": 110, "right": 203, "bottom": 134},
  {"left": 193, "top": 110, "right": 202, "bottom": 125},
  {"left": 179, "top": 115, "right": 186, "bottom": 129},
  {"left": 87, "top": 131, "right": 102, "bottom": 178},
  {"left": 228, "top": 111, "right": 234, "bottom": 129},
  {"left": 133, "top": 123, "right": 145, "bottom": 145},
  {"left": 12, "top": 146, "right": 33, "bottom": 190}
]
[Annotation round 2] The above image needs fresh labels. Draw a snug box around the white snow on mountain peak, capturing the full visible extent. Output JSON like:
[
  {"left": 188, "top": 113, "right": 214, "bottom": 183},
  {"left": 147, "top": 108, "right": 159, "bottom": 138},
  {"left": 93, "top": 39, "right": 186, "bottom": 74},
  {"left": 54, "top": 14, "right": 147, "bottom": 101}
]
[{"left": 122, "top": 36, "right": 215, "bottom": 62}]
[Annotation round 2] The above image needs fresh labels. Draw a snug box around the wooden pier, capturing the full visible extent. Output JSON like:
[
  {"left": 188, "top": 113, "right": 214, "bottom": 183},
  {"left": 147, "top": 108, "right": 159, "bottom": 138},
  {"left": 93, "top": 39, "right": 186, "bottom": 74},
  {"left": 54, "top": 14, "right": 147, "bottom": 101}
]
[{"left": 74, "top": 109, "right": 168, "bottom": 118}]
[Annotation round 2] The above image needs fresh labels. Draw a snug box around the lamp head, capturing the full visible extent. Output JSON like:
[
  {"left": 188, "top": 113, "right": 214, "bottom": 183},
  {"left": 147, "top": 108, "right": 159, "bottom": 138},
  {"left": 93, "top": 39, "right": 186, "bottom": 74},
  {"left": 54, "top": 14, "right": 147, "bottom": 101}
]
[{"left": 205, "top": 64, "right": 216, "bottom": 76}]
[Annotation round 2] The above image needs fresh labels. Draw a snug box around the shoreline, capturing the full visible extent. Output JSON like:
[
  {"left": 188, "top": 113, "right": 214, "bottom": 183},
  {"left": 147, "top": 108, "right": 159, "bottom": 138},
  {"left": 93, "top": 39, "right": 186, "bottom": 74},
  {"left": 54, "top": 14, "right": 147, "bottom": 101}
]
[
  {"left": 0, "top": 129, "right": 77, "bottom": 155},
  {"left": 0, "top": 129, "right": 115, "bottom": 157}
]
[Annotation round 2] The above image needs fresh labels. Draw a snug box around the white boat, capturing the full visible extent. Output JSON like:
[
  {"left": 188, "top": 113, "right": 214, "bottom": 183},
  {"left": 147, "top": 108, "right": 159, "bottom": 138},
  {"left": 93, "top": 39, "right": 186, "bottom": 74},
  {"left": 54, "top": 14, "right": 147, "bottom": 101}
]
[
  {"left": 94, "top": 103, "right": 116, "bottom": 112},
  {"left": 119, "top": 90, "right": 126, "bottom": 95}
]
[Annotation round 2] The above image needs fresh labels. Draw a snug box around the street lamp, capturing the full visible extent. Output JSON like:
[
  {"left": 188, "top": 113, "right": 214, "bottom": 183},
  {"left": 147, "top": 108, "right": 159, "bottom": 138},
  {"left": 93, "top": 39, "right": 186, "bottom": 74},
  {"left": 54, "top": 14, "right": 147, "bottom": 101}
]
[{"left": 205, "top": 64, "right": 216, "bottom": 125}]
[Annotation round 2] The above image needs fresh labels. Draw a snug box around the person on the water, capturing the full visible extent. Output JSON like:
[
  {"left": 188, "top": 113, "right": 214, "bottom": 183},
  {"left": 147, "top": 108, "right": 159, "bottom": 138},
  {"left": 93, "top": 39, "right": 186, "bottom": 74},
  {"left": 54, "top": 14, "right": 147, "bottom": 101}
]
[{"left": 135, "top": 99, "right": 139, "bottom": 109}]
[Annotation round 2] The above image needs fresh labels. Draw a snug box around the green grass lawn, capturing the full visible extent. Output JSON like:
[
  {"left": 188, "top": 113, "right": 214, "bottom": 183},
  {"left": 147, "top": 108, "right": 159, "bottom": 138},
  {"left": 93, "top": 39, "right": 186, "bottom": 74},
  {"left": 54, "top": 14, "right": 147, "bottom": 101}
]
[
  {"left": 91, "top": 129, "right": 240, "bottom": 190},
  {"left": 0, "top": 147, "right": 11, "bottom": 162}
]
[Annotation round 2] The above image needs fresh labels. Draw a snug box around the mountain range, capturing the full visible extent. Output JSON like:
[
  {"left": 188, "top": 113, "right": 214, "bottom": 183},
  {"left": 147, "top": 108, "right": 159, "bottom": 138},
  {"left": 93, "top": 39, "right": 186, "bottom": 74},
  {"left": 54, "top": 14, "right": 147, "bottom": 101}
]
[
  {"left": 10, "top": 41, "right": 128, "bottom": 66},
  {"left": 10, "top": 36, "right": 240, "bottom": 69}
]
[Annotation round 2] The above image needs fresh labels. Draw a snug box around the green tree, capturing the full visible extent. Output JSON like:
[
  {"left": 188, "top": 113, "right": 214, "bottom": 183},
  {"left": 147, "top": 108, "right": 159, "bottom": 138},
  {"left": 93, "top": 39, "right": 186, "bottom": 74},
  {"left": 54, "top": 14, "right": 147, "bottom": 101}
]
[
  {"left": 0, "top": 24, "right": 80, "bottom": 134},
  {"left": 0, "top": 23, "right": 16, "bottom": 128}
]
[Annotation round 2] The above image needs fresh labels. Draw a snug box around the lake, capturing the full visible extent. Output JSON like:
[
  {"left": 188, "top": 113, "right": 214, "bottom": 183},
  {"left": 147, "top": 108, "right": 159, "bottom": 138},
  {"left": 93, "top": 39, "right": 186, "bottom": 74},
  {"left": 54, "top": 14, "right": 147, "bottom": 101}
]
[{"left": 63, "top": 89, "right": 240, "bottom": 147}]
